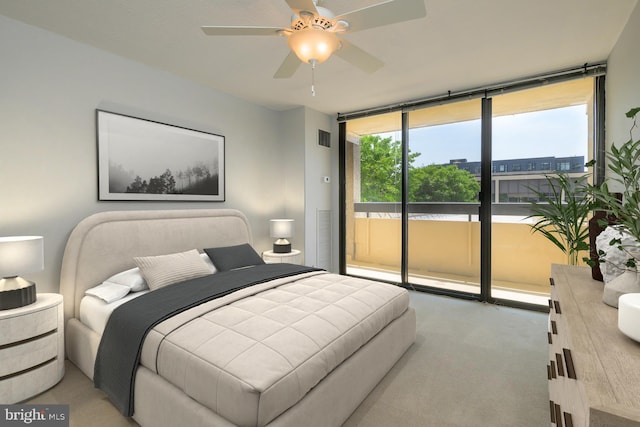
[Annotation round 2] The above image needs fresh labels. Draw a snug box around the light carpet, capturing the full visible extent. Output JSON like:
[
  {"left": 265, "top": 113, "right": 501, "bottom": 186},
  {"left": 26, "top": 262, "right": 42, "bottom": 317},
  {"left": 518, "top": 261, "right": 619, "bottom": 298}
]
[{"left": 27, "top": 290, "right": 549, "bottom": 426}]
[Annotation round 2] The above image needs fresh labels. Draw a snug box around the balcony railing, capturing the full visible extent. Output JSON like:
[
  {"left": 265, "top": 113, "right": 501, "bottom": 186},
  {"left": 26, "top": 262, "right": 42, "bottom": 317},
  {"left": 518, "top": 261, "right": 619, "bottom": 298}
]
[
  {"left": 348, "top": 202, "right": 574, "bottom": 301},
  {"left": 354, "top": 202, "right": 533, "bottom": 216}
]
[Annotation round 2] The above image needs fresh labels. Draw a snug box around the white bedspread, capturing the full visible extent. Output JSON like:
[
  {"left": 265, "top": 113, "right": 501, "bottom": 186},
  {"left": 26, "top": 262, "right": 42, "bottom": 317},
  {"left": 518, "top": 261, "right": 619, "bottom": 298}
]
[{"left": 140, "top": 271, "right": 409, "bottom": 427}]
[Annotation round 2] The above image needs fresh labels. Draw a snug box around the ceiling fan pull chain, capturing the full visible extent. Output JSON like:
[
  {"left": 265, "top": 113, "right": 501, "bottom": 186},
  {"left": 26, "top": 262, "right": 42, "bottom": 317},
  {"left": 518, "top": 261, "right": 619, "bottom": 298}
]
[{"left": 310, "top": 59, "right": 317, "bottom": 96}]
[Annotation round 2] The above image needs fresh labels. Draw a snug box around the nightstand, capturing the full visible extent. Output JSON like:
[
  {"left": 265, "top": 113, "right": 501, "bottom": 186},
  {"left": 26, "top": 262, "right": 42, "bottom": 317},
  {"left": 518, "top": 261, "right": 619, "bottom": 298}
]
[
  {"left": 262, "top": 249, "right": 302, "bottom": 264},
  {"left": 0, "top": 293, "right": 65, "bottom": 403}
]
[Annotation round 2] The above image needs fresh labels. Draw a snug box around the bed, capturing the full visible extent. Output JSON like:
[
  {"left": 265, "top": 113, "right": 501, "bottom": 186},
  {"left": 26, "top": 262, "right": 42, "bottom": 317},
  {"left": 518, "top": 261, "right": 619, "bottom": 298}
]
[{"left": 60, "top": 209, "right": 416, "bottom": 427}]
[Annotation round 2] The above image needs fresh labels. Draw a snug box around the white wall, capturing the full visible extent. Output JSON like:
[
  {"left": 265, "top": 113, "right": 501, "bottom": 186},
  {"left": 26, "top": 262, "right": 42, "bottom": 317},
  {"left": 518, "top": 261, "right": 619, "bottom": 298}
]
[
  {"left": 280, "top": 107, "right": 306, "bottom": 259},
  {"left": 279, "top": 106, "right": 339, "bottom": 271},
  {"left": 606, "top": 2, "right": 640, "bottom": 165},
  {"left": 303, "top": 108, "right": 339, "bottom": 270},
  {"left": 0, "top": 15, "right": 333, "bottom": 292}
]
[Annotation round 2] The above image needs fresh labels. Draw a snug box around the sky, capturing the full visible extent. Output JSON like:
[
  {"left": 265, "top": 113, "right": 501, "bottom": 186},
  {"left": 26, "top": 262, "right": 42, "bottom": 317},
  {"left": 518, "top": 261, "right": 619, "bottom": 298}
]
[
  {"left": 381, "top": 105, "right": 588, "bottom": 167},
  {"left": 99, "top": 111, "right": 220, "bottom": 180}
]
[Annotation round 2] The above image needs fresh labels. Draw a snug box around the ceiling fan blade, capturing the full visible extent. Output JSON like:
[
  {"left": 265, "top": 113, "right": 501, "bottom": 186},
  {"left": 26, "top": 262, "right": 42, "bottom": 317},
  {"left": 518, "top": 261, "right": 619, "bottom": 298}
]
[
  {"left": 335, "top": 0, "right": 426, "bottom": 33},
  {"left": 201, "top": 26, "right": 284, "bottom": 36},
  {"left": 285, "top": 0, "right": 319, "bottom": 16},
  {"left": 334, "top": 39, "right": 384, "bottom": 74},
  {"left": 274, "top": 51, "right": 302, "bottom": 79}
]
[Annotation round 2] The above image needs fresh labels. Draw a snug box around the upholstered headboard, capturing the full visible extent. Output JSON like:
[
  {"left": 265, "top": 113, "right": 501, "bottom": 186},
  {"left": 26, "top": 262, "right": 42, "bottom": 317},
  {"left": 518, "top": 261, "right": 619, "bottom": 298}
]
[{"left": 59, "top": 209, "right": 252, "bottom": 325}]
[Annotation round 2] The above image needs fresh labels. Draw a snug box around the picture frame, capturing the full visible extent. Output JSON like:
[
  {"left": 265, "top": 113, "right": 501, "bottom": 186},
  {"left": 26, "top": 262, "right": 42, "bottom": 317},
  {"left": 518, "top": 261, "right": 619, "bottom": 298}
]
[{"left": 97, "top": 110, "right": 225, "bottom": 201}]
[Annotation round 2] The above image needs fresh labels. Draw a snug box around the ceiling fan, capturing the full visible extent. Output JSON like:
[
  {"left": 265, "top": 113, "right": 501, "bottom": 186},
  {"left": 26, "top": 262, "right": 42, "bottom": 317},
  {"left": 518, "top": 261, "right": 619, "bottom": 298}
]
[{"left": 201, "top": 0, "right": 427, "bottom": 80}]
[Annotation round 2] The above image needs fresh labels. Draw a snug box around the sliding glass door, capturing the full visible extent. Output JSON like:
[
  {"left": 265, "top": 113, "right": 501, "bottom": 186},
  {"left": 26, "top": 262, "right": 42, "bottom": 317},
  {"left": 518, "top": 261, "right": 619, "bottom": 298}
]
[
  {"left": 406, "top": 100, "right": 482, "bottom": 295},
  {"left": 341, "top": 74, "right": 598, "bottom": 308},
  {"left": 344, "top": 112, "right": 403, "bottom": 282},
  {"left": 489, "top": 79, "right": 594, "bottom": 305}
]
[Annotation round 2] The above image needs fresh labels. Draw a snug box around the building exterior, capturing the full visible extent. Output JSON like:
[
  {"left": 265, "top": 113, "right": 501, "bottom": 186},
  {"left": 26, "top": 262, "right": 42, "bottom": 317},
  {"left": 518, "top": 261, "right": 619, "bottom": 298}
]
[{"left": 448, "top": 156, "right": 586, "bottom": 202}]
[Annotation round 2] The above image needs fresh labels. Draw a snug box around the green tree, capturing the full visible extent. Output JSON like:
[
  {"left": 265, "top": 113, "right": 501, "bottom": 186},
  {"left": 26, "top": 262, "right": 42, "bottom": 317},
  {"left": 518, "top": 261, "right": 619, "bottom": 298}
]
[
  {"left": 360, "top": 135, "right": 480, "bottom": 203},
  {"left": 360, "top": 135, "right": 419, "bottom": 202},
  {"left": 409, "top": 164, "right": 480, "bottom": 202}
]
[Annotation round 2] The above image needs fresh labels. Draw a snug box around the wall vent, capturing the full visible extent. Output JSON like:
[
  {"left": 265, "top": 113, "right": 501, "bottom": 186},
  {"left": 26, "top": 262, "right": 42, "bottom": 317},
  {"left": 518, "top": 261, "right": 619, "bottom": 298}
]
[{"left": 318, "top": 129, "right": 331, "bottom": 148}]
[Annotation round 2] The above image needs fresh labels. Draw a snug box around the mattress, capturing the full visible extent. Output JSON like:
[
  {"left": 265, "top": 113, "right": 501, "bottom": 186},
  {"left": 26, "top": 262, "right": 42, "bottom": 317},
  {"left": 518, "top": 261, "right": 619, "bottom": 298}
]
[
  {"left": 80, "top": 291, "right": 149, "bottom": 335},
  {"left": 140, "top": 271, "right": 409, "bottom": 427}
]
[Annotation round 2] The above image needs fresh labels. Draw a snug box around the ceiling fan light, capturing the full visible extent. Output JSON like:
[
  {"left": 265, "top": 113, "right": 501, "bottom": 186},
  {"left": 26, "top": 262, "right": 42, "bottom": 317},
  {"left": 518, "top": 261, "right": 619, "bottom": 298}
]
[{"left": 287, "top": 28, "right": 340, "bottom": 64}]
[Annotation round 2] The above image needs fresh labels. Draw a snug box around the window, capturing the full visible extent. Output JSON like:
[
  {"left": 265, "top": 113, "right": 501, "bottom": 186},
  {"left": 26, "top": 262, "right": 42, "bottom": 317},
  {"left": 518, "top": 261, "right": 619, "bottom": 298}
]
[{"left": 340, "top": 73, "right": 599, "bottom": 310}]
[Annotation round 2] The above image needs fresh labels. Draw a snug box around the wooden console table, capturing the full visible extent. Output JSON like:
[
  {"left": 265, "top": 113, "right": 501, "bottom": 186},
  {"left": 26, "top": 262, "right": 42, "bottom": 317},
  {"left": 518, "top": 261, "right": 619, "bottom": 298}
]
[{"left": 549, "top": 264, "right": 640, "bottom": 426}]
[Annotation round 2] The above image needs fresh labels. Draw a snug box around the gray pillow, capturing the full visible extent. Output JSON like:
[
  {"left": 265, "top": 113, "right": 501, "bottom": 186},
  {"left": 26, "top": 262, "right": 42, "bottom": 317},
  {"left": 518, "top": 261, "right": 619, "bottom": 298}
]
[{"left": 204, "top": 244, "right": 265, "bottom": 272}]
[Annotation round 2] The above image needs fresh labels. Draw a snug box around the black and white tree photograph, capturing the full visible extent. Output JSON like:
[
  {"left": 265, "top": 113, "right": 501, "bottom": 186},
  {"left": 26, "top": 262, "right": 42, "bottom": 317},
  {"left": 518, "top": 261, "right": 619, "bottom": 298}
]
[{"left": 97, "top": 110, "right": 224, "bottom": 201}]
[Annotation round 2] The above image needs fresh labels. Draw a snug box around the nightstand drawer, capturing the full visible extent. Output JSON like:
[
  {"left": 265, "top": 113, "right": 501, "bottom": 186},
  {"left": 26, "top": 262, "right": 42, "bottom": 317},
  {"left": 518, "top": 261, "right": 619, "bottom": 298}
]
[
  {"left": 0, "top": 358, "right": 62, "bottom": 404},
  {"left": 0, "top": 331, "right": 58, "bottom": 378},
  {"left": 0, "top": 305, "right": 58, "bottom": 346},
  {"left": 0, "top": 294, "right": 65, "bottom": 403}
]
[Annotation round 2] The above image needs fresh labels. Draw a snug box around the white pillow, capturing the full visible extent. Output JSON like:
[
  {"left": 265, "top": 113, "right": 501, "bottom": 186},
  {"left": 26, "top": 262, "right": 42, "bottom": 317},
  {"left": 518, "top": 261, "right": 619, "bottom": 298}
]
[
  {"left": 105, "top": 267, "right": 147, "bottom": 292},
  {"left": 200, "top": 252, "right": 217, "bottom": 273},
  {"left": 85, "top": 282, "right": 131, "bottom": 303},
  {"left": 134, "top": 249, "right": 213, "bottom": 291}
]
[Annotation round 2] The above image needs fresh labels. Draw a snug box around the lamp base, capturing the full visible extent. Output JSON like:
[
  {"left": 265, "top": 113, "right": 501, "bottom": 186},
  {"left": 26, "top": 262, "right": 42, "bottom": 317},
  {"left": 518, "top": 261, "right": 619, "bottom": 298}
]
[
  {"left": 0, "top": 278, "right": 37, "bottom": 310},
  {"left": 273, "top": 242, "right": 292, "bottom": 254}
]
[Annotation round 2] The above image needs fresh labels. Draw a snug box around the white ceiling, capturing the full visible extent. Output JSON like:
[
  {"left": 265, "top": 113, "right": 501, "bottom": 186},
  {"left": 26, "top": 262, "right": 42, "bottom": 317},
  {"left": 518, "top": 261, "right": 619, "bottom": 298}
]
[{"left": 0, "top": 0, "right": 636, "bottom": 116}]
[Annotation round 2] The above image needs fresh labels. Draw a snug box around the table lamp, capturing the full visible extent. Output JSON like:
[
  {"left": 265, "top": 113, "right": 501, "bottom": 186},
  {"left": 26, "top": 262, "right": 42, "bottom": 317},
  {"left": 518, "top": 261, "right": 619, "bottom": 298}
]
[
  {"left": 0, "top": 236, "right": 43, "bottom": 310},
  {"left": 270, "top": 219, "right": 294, "bottom": 253}
]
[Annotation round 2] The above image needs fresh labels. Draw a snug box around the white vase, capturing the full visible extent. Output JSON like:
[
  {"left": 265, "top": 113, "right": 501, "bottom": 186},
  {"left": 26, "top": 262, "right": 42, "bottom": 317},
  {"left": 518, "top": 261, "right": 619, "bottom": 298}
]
[
  {"left": 618, "top": 293, "right": 640, "bottom": 342},
  {"left": 603, "top": 270, "right": 640, "bottom": 308}
]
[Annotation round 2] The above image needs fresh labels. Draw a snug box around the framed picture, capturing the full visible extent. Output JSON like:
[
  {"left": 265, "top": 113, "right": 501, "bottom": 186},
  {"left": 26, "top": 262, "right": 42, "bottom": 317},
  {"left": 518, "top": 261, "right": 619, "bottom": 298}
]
[{"left": 97, "top": 110, "right": 224, "bottom": 201}]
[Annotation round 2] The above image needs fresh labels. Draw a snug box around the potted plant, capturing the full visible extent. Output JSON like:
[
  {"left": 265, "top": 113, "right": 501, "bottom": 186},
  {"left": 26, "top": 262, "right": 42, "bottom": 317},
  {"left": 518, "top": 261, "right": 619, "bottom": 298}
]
[
  {"left": 526, "top": 169, "right": 595, "bottom": 266},
  {"left": 589, "top": 107, "right": 640, "bottom": 306}
]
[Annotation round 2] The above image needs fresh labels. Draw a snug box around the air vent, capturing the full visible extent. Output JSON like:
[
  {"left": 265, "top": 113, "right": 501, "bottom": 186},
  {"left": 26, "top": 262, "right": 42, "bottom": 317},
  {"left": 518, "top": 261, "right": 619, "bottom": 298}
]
[{"left": 318, "top": 129, "right": 331, "bottom": 148}]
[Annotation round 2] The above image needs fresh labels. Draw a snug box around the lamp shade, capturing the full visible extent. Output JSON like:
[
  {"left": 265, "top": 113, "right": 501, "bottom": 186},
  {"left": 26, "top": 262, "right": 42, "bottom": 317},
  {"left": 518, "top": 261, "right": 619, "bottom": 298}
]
[
  {"left": 287, "top": 28, "right": 341, "bottom": 64},
  {"left": 270, "top": 219, "right": 294, "bottom": 239},
  {"left": 0, "top": 236, "right": 44, "bottom": 278}
]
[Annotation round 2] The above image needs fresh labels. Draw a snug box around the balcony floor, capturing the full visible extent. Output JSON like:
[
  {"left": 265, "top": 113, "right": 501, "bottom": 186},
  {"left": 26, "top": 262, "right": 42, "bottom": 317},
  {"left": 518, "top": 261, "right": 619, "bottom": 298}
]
[{"left": 346, "top": 264, "right": 550, "bottom": 306}]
